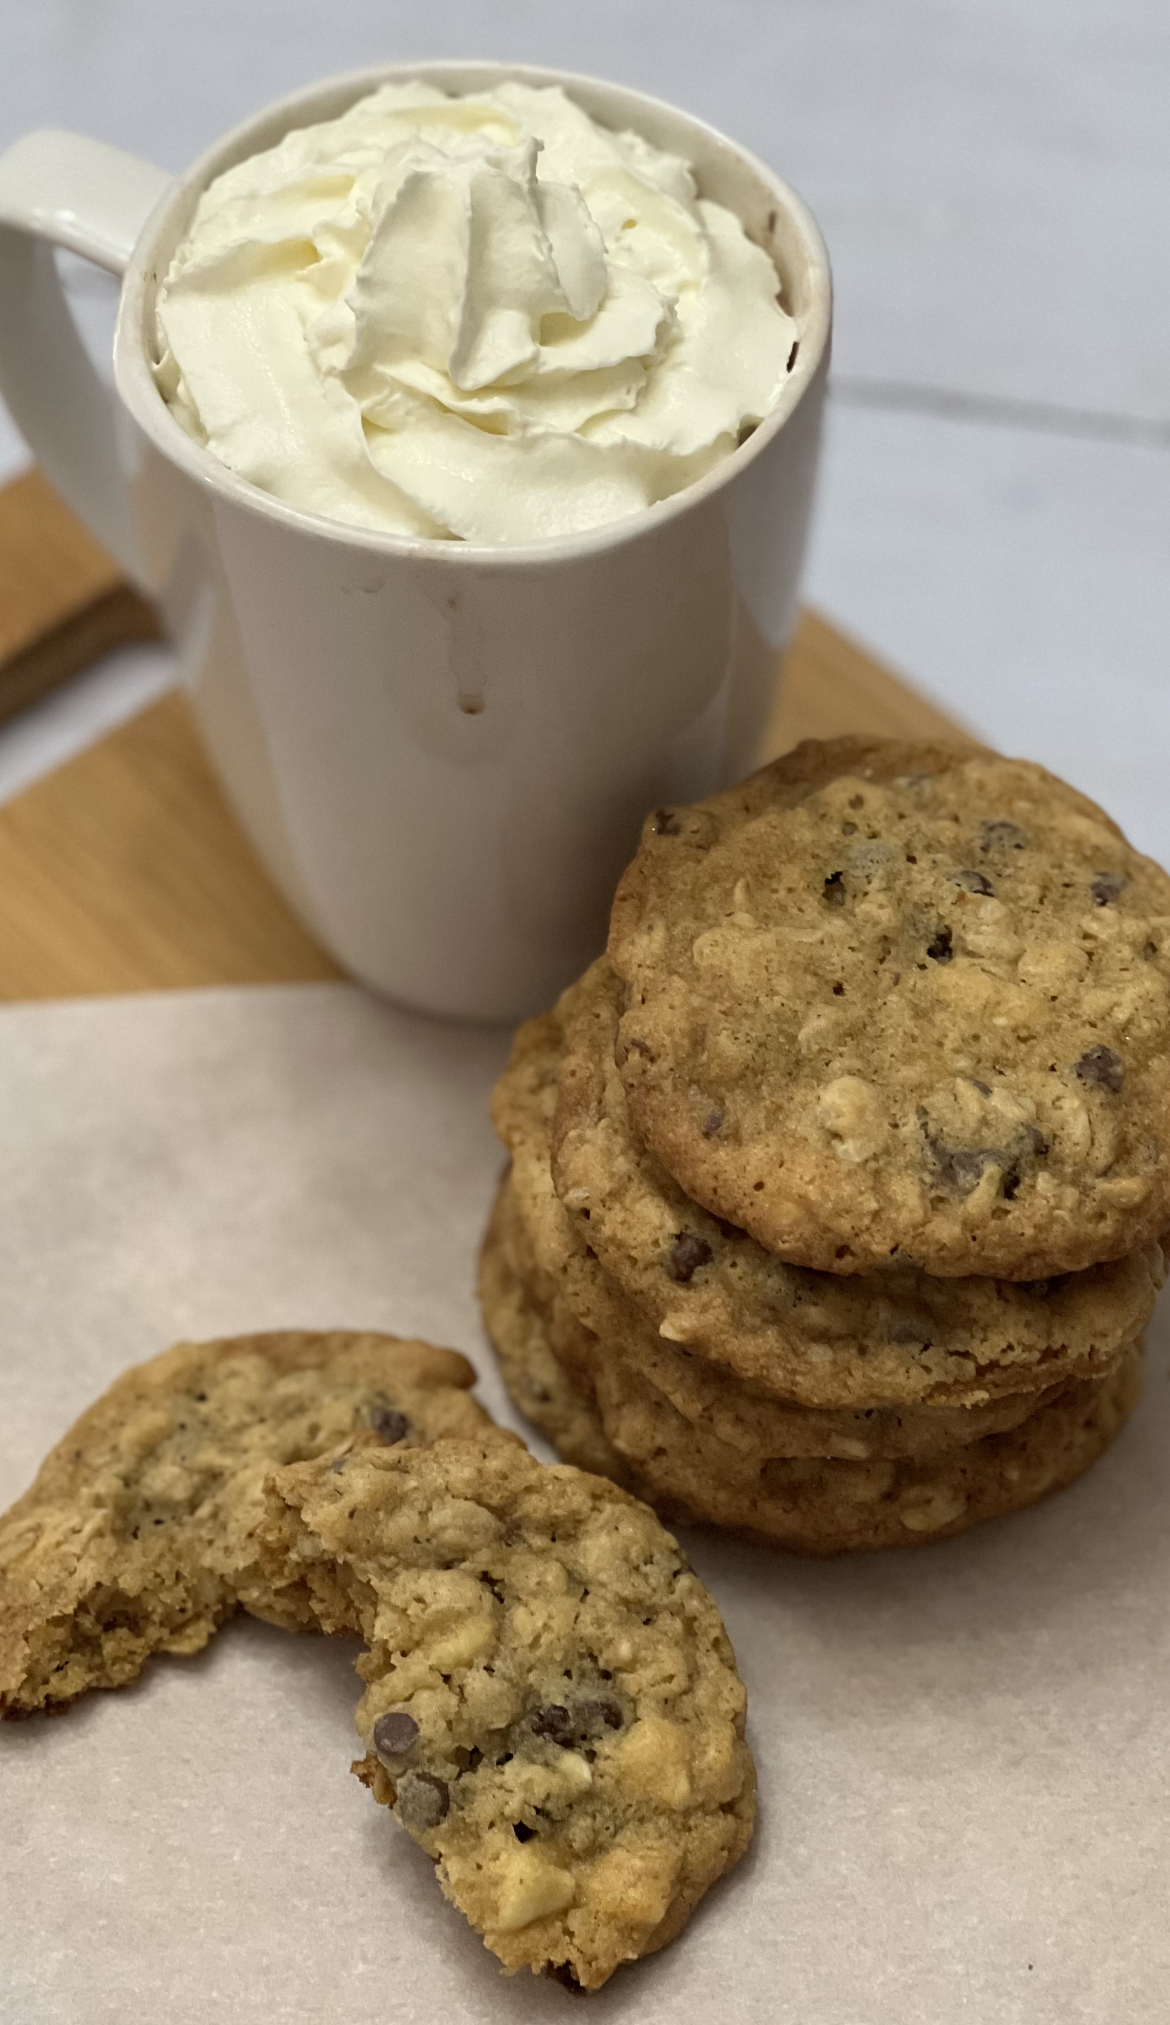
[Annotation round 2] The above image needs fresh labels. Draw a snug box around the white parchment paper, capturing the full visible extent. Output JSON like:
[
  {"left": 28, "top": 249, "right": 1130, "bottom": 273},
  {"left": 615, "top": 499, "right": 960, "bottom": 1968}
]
[{"left": 0, "top": 983, "right": 1166, "bottom": 2025}]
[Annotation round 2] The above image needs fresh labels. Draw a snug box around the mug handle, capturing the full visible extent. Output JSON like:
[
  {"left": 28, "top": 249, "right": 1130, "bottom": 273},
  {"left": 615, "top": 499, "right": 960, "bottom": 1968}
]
[{"left": 0, "top": 129, "right": 172, "bottom": 582}]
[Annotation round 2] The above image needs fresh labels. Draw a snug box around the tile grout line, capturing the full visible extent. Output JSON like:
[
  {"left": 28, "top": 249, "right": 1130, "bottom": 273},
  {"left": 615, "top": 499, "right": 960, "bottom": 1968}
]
[{"left": 830, "top": 376, "right": 1170, "bottom": 450}]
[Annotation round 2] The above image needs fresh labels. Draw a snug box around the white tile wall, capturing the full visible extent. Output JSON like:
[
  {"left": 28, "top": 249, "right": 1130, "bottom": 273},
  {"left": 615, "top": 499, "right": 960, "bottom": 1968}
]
[{"left": 1, "top": 0, "right": 1167, "bottom": 847}]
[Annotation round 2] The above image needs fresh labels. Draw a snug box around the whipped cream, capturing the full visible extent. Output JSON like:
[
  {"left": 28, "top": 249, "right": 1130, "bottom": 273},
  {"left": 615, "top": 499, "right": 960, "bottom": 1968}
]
[{"left": 154, "top": 82, "right": 798, "bottom": 543}]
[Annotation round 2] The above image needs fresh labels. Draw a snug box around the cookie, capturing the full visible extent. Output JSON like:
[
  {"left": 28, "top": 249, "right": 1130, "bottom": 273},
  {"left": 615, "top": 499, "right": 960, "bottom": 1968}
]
[
  {"left": 488, "top": 1169, "right": 1066, "bottom": 1464},
  {"left": 491, "top": 1002, "right": 637, "bottom": 1355},
  {"left": 594, "top": 1341, "right": 1143, "bottom": 1554},
  {"left": 478, "top": 1178, "right": 631, "bottom": 1485},
  {"left": 548, "top": 959, "right": 1164, "bottom": 1406},
  {"left": 489, "top": 1253, "right": 1142, "bottom": 1553},
  {"left": 607, "top": 737, "right": 1170, "bottom": 1277},
  {"left": 258, "top": 1439, "right": 755, "bottom": 1990},
  {"left": 492, "top": 978, "right": 1160, "bottom": 1410},
  {"left": 0, "top": 1331, "right": 503, "bottom": 1716}
]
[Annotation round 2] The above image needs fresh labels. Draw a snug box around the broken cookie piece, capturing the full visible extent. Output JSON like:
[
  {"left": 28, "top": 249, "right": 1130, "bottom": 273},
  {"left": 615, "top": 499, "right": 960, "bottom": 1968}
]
[
  {"left": 0, "top": 1331, "right": 505, "bottom": 1715},
  {"left": 259, "top": 1438, "right": 755, "bottom": 1990}
]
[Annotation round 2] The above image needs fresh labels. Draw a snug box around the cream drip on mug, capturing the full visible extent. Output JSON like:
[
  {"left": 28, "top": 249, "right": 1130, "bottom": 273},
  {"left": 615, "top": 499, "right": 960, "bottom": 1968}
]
[{"left": 154, "top": 81, "right": 797, "bottom": 543}]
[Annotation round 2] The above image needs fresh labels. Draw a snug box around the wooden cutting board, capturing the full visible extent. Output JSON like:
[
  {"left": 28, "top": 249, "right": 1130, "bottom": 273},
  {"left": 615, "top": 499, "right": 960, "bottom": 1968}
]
[
  {"left": 0, "top": 468, "right": 160, "bottom": 725},
  {"left": 0, "top": 474, "right": 964, "bottom": 1003}
]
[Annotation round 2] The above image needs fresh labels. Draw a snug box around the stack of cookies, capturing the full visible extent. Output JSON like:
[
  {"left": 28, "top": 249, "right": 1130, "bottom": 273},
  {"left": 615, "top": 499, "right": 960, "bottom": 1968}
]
[{"left": 481, "top": 737, "right": 1170, "bottom": 1552}]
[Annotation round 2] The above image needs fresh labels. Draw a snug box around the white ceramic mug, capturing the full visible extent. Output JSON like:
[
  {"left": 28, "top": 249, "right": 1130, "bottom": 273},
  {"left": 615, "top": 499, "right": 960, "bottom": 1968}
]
[{"left": 0, "top": 61, "right": 830, "bottom": 1021}]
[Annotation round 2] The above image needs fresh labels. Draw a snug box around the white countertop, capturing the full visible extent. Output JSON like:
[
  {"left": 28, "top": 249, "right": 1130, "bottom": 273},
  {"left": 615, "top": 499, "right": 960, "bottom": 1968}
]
[{"left": 2, "top": 0, "right": 1167, "bottom": 853}]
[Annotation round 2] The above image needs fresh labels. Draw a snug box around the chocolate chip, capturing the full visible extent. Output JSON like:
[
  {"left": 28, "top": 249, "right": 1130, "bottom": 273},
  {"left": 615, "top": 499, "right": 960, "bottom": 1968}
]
[
  {"left": 373, "top": 1711, "right": 420, "bottom": 1761},
  {"left": 651, "top": 809, "right": 681, "bottom": 837},
  {"left": 926, "top": 926, "right": 953, "bottom": 963},
  {"left": 513, "top": 1821, "right": 537, "bottom": 1842},
  {"left": 529, "top": 1704, "right": 575, "bottom": 1748},
  {"left": 938, "top": 1146, "right": 1001, "bottom": 1192},
  {"left": 1073, "top": 1045, "right": 1124, "bottom": 1093},
  {"left": 395, "top": 1771, "right": 449, "bottom": 1829},
  {"left": 999, "top": 1132, "right": 1046, "bottom": 1200},
  {"left": 583, "top": 1698, "right": 624, "bottom": 1731},
  {"left": 368, "top": 1403, "right": 410, "bottom": 1445},
  {"left": 921, "top": 1118, "right": 1002, "bottom": 1194},
  {"left": 979, "top": 819, "right": 1028, "bottom": 852},
  {"left": 953, "top": 869, "right": 994, "bottom": 895},
  {"left": 888, "top": 1318, "right": 931, "bottom": 1347},
  {"left": 544, "top": 1961, "right": 585, "bottom": 1993},
  {"left": 1091, "top": 873, "right": 1126, "bottom": 906},
  {"left": 922, "top": 1107, "right": 1047, "bottom": 1196},
  {"left": 701, "top": 1107, "right": 725, "bottom": 1138},
  {"left": 823, "top": 870, "right": 846, "bottom": 907},
  {"left": 667, "top": 1231, "right": 713, "bottom": 1284},
  {"left": 529, "top": 1699, "right": 624, "bottom": 1749}
]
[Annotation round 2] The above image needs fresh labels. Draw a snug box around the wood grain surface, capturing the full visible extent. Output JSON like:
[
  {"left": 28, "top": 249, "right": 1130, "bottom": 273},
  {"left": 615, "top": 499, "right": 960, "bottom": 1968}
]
[
  {"left": 0, "top": 476, "right": 962, "bottom": 1003},
  {"left": 0, "top": 469, "right": 160, "bottom": 726}
]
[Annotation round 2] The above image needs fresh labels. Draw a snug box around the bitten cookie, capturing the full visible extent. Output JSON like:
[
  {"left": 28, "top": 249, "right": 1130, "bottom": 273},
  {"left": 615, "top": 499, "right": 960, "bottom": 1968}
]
[
  {"left": 259, "top": 1439, "right": 755, "bottom": 1991},
  {"left": 608, "top": 737, "right": 1170, "bottom": 1278},
  {"left": 0, "top": 1331, "right": 503, "bottom": 1716}
]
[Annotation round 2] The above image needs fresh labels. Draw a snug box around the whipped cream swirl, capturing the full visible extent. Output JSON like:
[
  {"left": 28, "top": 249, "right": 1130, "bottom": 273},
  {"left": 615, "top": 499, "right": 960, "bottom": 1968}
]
[{"left": 155, "top": 82, "right": 798, "bottom": 543}]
